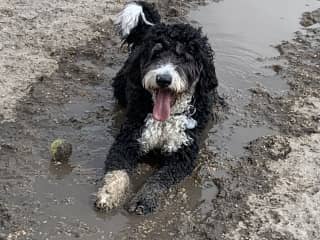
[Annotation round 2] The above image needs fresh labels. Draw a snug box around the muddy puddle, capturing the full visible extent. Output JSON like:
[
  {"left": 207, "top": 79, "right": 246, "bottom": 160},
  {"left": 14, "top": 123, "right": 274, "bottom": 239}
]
[
  {"left": 35, "top": 0, "right": 319, "bottom": 239},
  {"left": 190, "top": 0, "right": 319, "bottom": 156},
  {"left": 1, "top": 0, "right": 319, "bottom": 239}
]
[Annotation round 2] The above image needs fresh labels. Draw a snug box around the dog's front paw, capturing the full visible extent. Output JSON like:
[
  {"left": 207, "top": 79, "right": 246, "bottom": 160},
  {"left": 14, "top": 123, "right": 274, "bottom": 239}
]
[
  {"left": 128, "top": 192, "right": 158, "bottom": 215},
  {"left": 95, "top": 190, "right": 116, "bottom": 210},
  {"left": 95, "top": 170, "right": 130, "bottom": 211}
]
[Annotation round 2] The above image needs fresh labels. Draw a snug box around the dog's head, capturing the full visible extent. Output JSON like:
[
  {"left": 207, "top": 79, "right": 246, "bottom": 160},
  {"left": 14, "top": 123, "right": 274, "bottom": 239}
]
[
  {"left": 131, "top": 24, "right": 216, "bottom": 121},
  {"left": 141, "top": 38, "right": 199, "bottom": 121},
  {"left": 116, "top": 3, "right": 217, "bottom": 121}
]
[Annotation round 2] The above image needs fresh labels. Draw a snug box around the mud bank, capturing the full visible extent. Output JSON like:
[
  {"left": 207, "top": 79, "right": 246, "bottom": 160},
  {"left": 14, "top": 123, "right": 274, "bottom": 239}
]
[
  {"left": 0, "top": 0, "right": 320, "bottom": 240},
  {"left": 229, "top": 14, "right": 320, "bottom": 239}
]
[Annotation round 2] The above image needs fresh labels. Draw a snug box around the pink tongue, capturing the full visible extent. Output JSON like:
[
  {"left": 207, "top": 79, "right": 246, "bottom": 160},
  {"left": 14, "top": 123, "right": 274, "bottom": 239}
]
[{"left": 153, "top": 89, "right": 172, "bottom": 122}]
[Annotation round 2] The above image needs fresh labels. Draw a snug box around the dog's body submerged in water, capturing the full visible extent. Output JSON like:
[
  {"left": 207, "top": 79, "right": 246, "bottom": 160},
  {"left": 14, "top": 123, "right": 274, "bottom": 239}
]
[{"left": 96, "top": 1, "right": 221, "bottom": 214}]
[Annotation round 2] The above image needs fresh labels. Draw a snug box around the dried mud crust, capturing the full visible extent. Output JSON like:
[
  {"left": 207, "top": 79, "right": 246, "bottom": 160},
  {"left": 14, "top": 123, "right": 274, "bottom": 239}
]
[{"left": 227, "top": 134, "right": 320, "bottom": 240}]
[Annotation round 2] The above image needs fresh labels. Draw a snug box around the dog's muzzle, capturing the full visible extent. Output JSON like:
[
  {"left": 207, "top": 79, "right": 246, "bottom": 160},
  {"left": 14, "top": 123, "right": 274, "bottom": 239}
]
[{"left": 143, "top": 64, "right": 188, "bottom": 122}]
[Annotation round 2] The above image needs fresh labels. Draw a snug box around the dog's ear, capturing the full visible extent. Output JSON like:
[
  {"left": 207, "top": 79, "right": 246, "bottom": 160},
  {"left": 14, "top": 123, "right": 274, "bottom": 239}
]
[
  {"left": 194, "top": 38, "right": 218, "bottom": 94},
  {"left": 115, "top": 2, "right": 161, "bottom": 46},
  {"left": 118, "top": 45, "right": 145, "bottom": 85},
  {"left": 122, "top": 45, "right": 143, "bottom": 71},
  {"left": 198, "top": 54, "right": 218, "bottom": 93}
]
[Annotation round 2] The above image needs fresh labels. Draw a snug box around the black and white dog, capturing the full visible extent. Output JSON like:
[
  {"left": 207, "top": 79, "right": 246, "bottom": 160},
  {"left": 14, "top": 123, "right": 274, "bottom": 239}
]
[{"left": 96, "top": 1, "right": 220, "bottom": 214}]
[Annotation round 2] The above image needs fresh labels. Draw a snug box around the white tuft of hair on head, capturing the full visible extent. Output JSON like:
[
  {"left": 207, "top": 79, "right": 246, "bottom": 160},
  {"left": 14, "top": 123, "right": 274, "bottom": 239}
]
[{"left": 115, "top": 2, "right": 154, "bottom": 37}]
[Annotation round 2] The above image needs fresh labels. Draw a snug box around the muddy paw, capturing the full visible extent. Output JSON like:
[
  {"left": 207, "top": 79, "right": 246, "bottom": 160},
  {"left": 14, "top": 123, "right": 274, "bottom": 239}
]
[
  {"left": 95, "top": 191, "right": 116, "bottom": 210},
  {"left": 95, "top": 170, "right": 130, "bottom": 211},
  {"left": 128, "top": 194, "right": 158, "bottom": 215}
]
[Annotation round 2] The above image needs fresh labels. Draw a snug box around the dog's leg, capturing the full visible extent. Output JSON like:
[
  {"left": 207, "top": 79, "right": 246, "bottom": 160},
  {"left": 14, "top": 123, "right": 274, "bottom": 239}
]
[
  {"left": 95, "top": 126, "right": 141, "bottom": 211},
  {"left": 95, "top": 169, "right": 130, "bottom": 211},
  {"left": 128, "top": 144, "right": 199, "bottom": 214}
]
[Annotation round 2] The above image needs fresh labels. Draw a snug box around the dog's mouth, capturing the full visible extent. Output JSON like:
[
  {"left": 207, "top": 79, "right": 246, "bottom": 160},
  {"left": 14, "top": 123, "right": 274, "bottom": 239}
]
[{"left": 152, "top": 89, "right": 176, "bottom": 122}]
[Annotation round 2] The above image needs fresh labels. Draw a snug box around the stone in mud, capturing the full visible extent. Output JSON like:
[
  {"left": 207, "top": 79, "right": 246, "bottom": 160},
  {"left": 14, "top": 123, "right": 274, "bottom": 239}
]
[
  {"left": 50, "top": 139, "right": 72, "bottom": 162},
  {"left": 167, "top": 7, "right": 179, "bottom": 17},
  {"left": 247, "top": 135, "right": 291, "bottom": 161},
  {"left": 300, "top": 9, "right": 320, "bottom": 27}
]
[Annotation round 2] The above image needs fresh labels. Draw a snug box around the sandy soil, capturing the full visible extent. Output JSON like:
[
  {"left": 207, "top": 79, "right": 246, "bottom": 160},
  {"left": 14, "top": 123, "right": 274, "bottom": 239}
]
[
  {"left": 227, "top": 16, "right": 320, "bottom": 239},
  {"left": 0, "top": 0, "right": 120, "bottom": 122},
  {"left": 0, "top": 0, "right": 319, "bottom": 239}
]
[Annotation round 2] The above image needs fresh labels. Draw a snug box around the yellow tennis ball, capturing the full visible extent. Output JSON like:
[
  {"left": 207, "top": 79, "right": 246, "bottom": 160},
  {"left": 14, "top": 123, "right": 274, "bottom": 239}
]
[{"left": 50, "top": 139, "right": 72, "bottom": 162}]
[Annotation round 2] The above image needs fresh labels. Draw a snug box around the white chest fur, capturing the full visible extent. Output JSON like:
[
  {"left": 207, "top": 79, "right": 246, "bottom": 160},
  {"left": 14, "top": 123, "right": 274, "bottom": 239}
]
[{"left": 138, "top": 94, "right": 197, "bottom": 153}]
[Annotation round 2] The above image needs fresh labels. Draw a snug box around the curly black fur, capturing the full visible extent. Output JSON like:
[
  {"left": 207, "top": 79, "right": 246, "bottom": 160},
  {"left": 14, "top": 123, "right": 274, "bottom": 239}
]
[{"left": 105, "top": 2, "right": 220, "bottom": 214}]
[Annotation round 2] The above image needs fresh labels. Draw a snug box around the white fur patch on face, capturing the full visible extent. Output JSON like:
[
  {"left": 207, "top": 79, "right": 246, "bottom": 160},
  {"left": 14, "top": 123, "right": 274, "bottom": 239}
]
[
  {"left": 143, "top": 63, "right": 187, "bottom": 93},
  {"left": 138, "top": 93, "right": 197, "bottom": 153},
  {"left": 95, "top": 170, "right": 130, "bottom": 210},
  {"left": 115, "top": 2, "right": 154, "bottom": 37}
]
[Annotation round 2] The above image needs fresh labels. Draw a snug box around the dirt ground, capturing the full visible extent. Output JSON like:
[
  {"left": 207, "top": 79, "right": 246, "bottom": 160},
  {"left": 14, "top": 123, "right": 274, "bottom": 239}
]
[{"left": 0, "top": 0, "right": 319, "bottom": 239}]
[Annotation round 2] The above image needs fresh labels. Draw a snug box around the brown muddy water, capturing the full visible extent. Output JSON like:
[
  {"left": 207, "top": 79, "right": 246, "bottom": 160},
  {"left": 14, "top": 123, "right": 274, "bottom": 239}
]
[
  {"left": 190, "top": 0, "right": 319, "bottom": 156},
  {"left": 13, "top": 0, "right": 319, "bottom": 239}
]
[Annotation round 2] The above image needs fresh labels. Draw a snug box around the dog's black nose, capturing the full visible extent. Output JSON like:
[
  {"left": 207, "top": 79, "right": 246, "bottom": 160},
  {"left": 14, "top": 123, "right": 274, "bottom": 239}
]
[{"left": 156, "top": 74, "right": 172, "bottom": 88}]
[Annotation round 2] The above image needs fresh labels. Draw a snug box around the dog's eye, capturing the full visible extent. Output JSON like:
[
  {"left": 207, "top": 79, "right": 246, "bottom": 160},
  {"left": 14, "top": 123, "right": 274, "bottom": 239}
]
[{"left": 151, "top": 43, "right": 163, "bottom": 58}]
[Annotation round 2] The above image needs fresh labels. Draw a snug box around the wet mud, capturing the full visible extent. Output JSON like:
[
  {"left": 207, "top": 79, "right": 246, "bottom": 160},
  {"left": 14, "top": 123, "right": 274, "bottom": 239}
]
[{"left": 1, "top": 0, "right": 320, "bottom": 239}]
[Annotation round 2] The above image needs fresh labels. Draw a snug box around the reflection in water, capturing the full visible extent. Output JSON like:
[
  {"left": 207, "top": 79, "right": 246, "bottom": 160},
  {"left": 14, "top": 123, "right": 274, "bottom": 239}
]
[
  {"left": 190, "top": 0, "right": 319, "bottom": 93},
  {"left": 49, "top": 160, "right": 74, "bottom": 179},
  {"left": 188, "top": 0, "right": 319, "bottom": 156}
]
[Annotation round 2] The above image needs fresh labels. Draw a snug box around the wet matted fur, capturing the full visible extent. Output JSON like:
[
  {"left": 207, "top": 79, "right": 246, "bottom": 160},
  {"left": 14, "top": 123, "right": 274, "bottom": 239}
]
[{"left": 96, "top": 1, "right": 221, "bottom": 214}]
